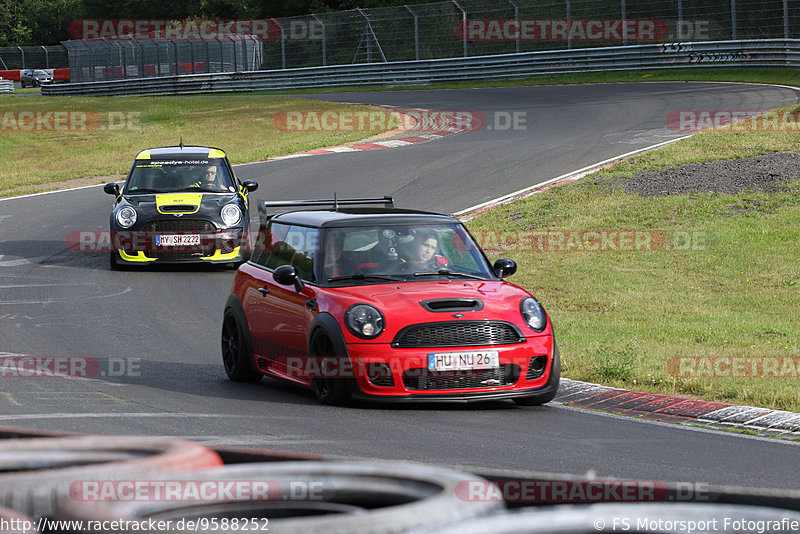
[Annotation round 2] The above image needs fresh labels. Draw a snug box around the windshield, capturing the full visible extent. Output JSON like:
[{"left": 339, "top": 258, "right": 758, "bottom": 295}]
[
  {"left": 124, "top": 158, "right": 236, "bottom": 194},
  {"left": 321, "top": 223, "right": 496, "bottom": 284},
  {"left": 33, "top": 70, "right": 49, "bottom": 75}
]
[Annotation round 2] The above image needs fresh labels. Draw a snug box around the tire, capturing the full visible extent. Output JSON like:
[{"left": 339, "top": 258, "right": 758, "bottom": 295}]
[
  {"left": 309, "top": 331, "right": 349, "bottom": 405},
  {"left": 109, "top": 251, "right": 121, "bottom": 270},
  {"left": 221, "top": 310, "right": 262, "bottom": 382},
  {"left": 53, "top": 461, "right": 504, "bottom": 534},
  {"left": 513, "top": 343, "right": 560, "bottom": 407},
  {"left": 0, "top": 436, "right": 222, "bottom": 518}
]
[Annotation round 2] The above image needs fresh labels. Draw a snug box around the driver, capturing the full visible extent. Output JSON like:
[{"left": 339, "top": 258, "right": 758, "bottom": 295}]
[
  {"left": 191, "top": 164, "right": 227, "bottom": 191},
  {"left": 400, "top": 230, "right": 448, "bottom": 271}
]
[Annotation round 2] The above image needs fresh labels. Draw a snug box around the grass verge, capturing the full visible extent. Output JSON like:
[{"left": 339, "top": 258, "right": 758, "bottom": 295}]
[
  {"left": 466, "top": 104, "right": 800, "bottom": 412},
  {"left": 0, "top": 96, "right": 394, "bottom": 197}
]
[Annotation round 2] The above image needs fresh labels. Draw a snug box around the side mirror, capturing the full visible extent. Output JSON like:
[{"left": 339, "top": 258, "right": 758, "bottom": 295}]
[
  {"left": 273, "top": 264, "right": 303, "bottom": 292},
  {"left": 242, "top": 180, "right": 258, "bottom": 193},
  {"left": 493, "top": 258, "right": 517, "bottom": 278},
  {"left": 104, "top": 183, "right": 120, "bottom": 196}
]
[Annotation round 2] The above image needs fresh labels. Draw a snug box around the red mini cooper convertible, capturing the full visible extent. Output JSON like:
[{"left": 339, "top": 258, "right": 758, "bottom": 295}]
[{"left": 221, "top": 197, "right": 559, "bottom": 405}]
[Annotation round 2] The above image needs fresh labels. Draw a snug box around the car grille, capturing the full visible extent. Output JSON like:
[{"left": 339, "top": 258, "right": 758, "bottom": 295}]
[
  {"left": 140, "top": 220, "right": 218, "bottom": 259},
  {"left": 392, "top": 321, "right": 524, "bottom": 348},
  {"left": 402, "top": 364, "right": 520, "bottom": 391},
  {"left": 142, "top": 220, "right": 216, "bottom": 232},
  {"left": 146, "top": 249, "right": 210, "bottom": 260}
]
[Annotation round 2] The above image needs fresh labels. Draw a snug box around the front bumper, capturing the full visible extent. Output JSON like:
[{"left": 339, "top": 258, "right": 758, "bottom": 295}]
[
  {"left": 343, "top": 335, "right": 555, "bottom": 400},
  {"left": 112, "top": 227, "right": 247, "bottom": 265},
  {"left": 348, "top": 384, "right": 557, "bottom": 404}
]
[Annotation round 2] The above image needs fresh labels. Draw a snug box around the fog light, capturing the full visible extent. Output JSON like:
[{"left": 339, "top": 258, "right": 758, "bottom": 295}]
[
  {"left": 367, "top": 363, "right": 393, "bottom": 387},
  {"left": 527, "top": 356, "right": 547, "bottom": 380}
]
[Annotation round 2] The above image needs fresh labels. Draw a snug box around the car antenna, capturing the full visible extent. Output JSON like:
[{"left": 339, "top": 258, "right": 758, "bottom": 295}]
[
  {"left": 333, "top": 192, "right": 339, "bottom": 211},
  {"left": 179, "top": 137, "right": 184, "bottom": 149}
]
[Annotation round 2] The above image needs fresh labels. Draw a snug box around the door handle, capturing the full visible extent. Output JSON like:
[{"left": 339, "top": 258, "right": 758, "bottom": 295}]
[
  {"left": 258, "top": 287, "right": 269, "bottom": 295},
  {"left": 305, "top": 299, "right": 316, "bottom": 310}
]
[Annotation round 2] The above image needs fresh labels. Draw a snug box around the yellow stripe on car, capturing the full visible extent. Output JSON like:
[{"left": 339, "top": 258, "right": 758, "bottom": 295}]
[
  {"left": 136, "top": 150, "right": 151, "bottom": 160},
  {"left": 118, "top": 250, "right": 157, "bottom": 262},
  {"left": 201, "top": 247, "right": 241, "bottom": 261},
  {"left": 208, "top": 149, "right": 226, "bottom": 158}
]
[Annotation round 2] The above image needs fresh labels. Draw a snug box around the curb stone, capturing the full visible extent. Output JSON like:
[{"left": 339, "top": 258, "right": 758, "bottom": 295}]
[
  {"left": 271, "top": 106, "right": 476, "bottom": 161},
  {"left": 554, "top": 378, "right": 800, "bottom": 438}
]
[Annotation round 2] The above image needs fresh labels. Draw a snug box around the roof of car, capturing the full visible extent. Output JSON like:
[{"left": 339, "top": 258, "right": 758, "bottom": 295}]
[
  {"left": 135, "top": 146, "right": 227, "bottom": 160},
  {"left": 269, "top": 207, "right": 458, "bottom": 228}
]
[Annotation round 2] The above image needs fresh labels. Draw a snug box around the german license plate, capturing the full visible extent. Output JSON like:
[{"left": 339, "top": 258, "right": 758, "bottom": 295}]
[
  {"left": 427, "top": 350, "right": 500, "bottom": 371},
  {"left": 155, "top": 234, "right": 200, "bottom": 246}
]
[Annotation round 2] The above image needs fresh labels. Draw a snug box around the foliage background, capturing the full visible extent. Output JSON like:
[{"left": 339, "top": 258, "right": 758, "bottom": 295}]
[{"left": 0, "top": 0, "right": 440, "bottom": 46}]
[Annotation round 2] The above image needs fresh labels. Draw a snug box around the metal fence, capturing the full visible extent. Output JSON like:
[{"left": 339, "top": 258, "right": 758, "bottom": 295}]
[
  {"left": 6, "top": 0, "right": 799, "bottom": 78},
  {"left": 41, "top": 40, "right": 800, "bottom": 97},
  {"left": 62, "top": 36, "right": 263, "bottom": 82},
  {"left": 261, "top": 0, "right": 800, "bottom": 69},
  {"left": 0, "top": 46, "right": 68, "bottom": 70}
]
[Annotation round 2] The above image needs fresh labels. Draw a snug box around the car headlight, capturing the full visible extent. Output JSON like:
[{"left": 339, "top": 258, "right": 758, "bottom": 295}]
[
  {"left": 520, "top": 297, "right": 547, "bottom": 332},
  {"left": 116, "top": 206, "right": 137, "bottom": 228},
  {"left": 345, "top": 304, "right": 385, "bottom": 339},
  {"left": 221, "top": 204, "right": 241, "bottom": 226}
]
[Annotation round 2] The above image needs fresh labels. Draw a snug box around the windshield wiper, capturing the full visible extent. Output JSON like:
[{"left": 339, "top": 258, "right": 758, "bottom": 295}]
[
  {"left": 125, "top": 188, "right": 161, "bottom": 194},
  {"left": 328, "top": 274, "right": 401, "bottom": 283},
  {"left": 176, "top": 186, "right": 227, "bottom": 193},
  {"left": 412, "top": 269, "right": 488, "bottom": 280}
]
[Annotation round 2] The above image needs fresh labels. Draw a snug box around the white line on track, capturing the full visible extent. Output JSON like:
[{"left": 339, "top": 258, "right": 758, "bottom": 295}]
[
  {"left": 0, "top": 413, "right": 251, "bottom": 421},
  {"left": 452, "top": 135, "right": 692, "bottom": 216}
]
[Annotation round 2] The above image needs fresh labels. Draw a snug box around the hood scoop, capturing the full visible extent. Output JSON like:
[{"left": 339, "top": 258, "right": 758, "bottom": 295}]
[
  {"left": 160, "top": 204, "right": 198, "bottom": 213},
  {"left": 420, "top": 298, "right": 484, "bottom": 313}
]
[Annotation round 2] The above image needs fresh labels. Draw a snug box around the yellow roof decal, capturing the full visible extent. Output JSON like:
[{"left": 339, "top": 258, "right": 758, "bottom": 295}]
[
  {"left": 208, "top": 149, "right": 226, "bottom": 158},
  {"left": 136, "top": 150, "right": 151, "bottom": 160}
]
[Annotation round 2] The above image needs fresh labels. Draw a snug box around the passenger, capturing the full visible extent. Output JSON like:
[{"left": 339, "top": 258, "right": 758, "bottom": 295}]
[{"left": 324, "top": 231, "right": 358, "bottom": 279}]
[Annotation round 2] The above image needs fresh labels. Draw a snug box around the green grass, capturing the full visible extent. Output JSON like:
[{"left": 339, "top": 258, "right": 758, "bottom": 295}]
[
  {"left": 0, "top": 96, "right": 395, "bottom": 197},
  {"left": 466, "top": 110, "right": 800, "bottom": 411}
]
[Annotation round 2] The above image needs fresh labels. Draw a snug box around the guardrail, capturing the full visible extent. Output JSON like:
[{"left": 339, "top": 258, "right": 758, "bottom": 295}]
[
  {"left": 0, "top": 79, "right": 13, "bottom": 93},
  {"left": 42, "top": 39, "right": 798, "bottom": 97}
]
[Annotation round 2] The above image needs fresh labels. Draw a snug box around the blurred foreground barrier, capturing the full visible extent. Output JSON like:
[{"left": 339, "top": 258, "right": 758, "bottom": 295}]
[
  {"left": 54, "top": 461, "right": 503, "bottom": 534},
  {"left": 0, "top": 436, "right": 223, "bottom": 518},
  {"left": 0, "top": 507, "right": 37, "bottom": 534},
  {"left": 407, "top": 502, "right": 800, "bottom": 533}
]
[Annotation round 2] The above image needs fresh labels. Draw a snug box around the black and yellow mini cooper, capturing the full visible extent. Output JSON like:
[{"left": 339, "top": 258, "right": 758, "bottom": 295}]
[{"left": 104, "top": 145, "right": 258, "bottom": 269}]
